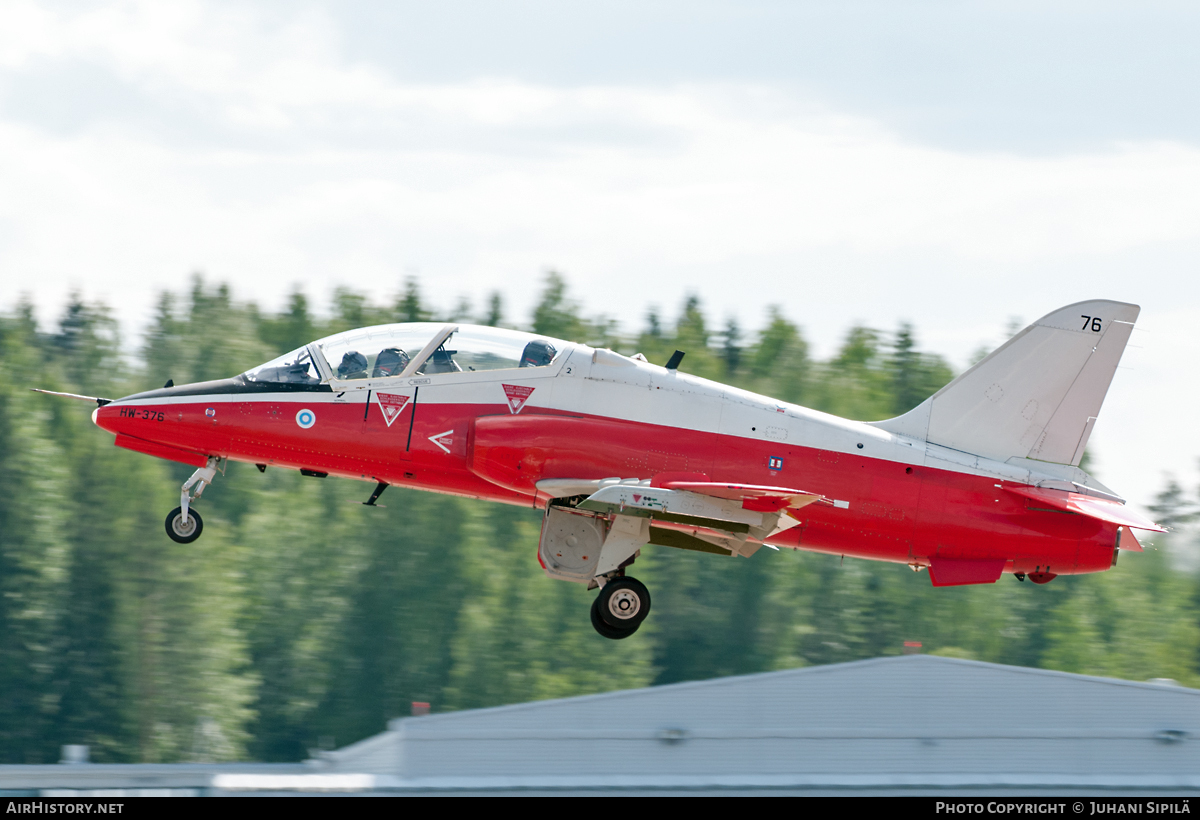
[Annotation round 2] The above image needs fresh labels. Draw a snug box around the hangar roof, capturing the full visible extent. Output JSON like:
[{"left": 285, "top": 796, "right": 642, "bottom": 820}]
[
  {"left": 322, "top": 654, "right": 1200, "bottom": 790},
  {"left": 5, "top": 656, "right": 1197, "bottom": 795}
]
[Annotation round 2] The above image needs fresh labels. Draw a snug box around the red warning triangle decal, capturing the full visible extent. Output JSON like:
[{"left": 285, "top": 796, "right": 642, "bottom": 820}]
[
  {"left": 375, "top": 393, "right": 411, "bottom": 427},
  {"left": 502, "top": 384, "right": 535, "bottom": 414}
]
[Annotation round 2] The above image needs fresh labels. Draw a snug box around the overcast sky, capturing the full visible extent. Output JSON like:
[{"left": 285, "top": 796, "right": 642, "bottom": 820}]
[{"left": 1, "top": 0, "right": 1198, "bottom": 508}]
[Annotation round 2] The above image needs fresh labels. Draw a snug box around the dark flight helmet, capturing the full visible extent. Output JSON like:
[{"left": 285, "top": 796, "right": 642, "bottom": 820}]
[
  {"left": 337, "top": 350, "right": 369, "bottom": 380},
  {"left": 519, "top": 339, "right": 557, "bottom": 367},
  {"left": 372, "top": 347, "right": 410, "bottom": 378}
]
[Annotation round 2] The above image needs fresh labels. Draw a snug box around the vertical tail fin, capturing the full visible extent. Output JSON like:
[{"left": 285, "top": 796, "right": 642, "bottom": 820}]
[{"left": 872, "top": 300, "right": 1139, "bottom": 466}]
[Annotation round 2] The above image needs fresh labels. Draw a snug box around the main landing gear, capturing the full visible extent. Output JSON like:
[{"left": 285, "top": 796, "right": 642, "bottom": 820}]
[
  {"left": 536, "top": 502, "right": 653, "bottom": 639},
  {"left": 590, "top": 576, "right": 651, "bottom": 640},
  {"left": 165, "top": 457, "right": 221, "bottom": 544}
]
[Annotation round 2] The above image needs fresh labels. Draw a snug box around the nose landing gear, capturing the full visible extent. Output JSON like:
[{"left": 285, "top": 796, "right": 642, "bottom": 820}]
[
  {"left": 165, "top": 457, "right": 221, "bottom": 544},
  {"left": 590, "top": 576, "right": 651, "bottom": 639},
  {"left": 165, "top": 506, "right": 204, "bottom": 543}
]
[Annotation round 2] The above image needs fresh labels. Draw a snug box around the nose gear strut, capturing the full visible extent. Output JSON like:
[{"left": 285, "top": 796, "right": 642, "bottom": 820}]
[{"left": 166, "top": 457, "right": 222, "bottom": 543}]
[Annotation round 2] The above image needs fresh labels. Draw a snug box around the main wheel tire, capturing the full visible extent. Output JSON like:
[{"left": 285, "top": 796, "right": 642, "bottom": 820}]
[
  {"left": 165, "top": 506, "right": 203, "bottom": 543},
  {"left": 591, "top": 596, "right": 638, "bottom": 640},
  {"left": 597, "top": 576, "right": 651, "bottom": 629}
]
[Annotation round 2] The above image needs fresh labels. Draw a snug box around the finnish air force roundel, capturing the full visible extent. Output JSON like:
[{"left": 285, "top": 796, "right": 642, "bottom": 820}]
[
  {"left": 502, "top": 384, "right": 535, "bottom": 414},
  {"left": 375, "top": 393, "right": 412, "bottom": 427}
]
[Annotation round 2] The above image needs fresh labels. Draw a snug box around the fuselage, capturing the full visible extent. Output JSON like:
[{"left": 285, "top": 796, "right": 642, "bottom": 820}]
[{"left": 93, "top": 323, "right": 1121, "bottom": 578}]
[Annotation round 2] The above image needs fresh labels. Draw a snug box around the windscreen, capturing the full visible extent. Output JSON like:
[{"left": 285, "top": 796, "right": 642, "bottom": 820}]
[{"left": 242, "top": 346, "right": 321, "bottom": 385}]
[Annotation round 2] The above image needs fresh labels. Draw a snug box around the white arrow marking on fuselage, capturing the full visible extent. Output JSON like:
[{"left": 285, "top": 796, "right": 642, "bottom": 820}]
[{"left": 428, "top": 429, "right": 454, "bottom": 454}]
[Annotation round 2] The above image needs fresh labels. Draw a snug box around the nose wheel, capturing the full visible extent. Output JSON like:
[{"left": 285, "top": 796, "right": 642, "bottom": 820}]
[
  {"left": 590, "top": 576, "right": 651, "bottom": 639},
  {"left": 166, "top": 457, "right": 221, "bottom": 543},
  {"left": 165, "top": 506, "right": 204, "bottom": 543}
]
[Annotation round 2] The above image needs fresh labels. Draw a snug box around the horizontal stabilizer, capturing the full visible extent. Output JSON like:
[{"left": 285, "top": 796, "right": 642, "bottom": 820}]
[
  {"left": 656, "top": 481, "right": 823, "bottom": 512},
  {"left": 1005, "top": 486, "right": 1164, "bottom": 532},
  {"left": 929, "top": 558, "right": 1006, "bottom": 587}
]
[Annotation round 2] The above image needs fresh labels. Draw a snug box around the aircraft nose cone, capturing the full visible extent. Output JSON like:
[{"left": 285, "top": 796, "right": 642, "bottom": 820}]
[{"left": 93, "top": 402, "right": 123, "bottom": 434}]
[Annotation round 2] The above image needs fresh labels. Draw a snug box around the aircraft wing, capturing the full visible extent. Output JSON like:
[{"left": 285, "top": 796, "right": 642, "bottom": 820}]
[
  {"left": 1004, "top": 485, "right": 1165, "bottom": 538},
  {"left": 654, "top": 481, "right": 823, "bottom": 513},
  {"left": 536, "top": 477, "right": 820, "bottom": 556},
  {"left": 536, "top": 477, "right": 825, "bottom": 514}
]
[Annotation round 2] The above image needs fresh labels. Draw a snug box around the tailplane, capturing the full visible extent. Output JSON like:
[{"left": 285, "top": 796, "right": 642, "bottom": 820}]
[{"left": 871, "top": 300, "right": 1139, "bottom": 466}]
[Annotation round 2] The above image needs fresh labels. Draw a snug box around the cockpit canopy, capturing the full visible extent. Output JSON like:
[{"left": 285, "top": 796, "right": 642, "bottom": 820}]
[{"left": 243, "top": 323, "right": 566, "bottom": 386}]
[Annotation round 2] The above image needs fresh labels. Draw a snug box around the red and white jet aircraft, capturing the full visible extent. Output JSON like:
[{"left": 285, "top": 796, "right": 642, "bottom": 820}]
[{"left": 53, "top": 299, "right": 1161, "bottom": 639}]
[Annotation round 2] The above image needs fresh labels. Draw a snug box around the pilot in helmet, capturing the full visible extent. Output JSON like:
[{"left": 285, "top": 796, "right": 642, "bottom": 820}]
[
  {"left": 519, "top": 340, "right": 557, "bottom": 368},
  {"left": 372, "top": 347, "right": 410, "bottom": 378},
  {"left": 337, "top": 351, "right": 369, "bottom": 380}
]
